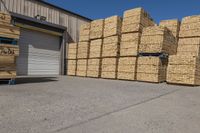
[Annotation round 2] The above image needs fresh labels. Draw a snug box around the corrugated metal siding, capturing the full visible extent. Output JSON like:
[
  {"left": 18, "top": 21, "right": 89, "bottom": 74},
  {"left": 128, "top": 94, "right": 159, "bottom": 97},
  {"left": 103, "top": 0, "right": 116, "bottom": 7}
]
[{"left": 0, "top": 0, "right": 90, "bottom": 42}]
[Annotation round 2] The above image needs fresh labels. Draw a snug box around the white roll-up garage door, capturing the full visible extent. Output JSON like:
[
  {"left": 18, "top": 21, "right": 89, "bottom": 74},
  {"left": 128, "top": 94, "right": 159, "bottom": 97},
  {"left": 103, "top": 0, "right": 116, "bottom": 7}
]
[{"left": 17, "top": 28, "right": 61, "bottom": 76}]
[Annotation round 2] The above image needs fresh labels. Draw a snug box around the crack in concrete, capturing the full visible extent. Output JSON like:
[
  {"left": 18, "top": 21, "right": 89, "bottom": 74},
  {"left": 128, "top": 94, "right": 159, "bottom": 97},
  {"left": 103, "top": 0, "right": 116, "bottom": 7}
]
[{"left": 55, "top": 89, "right": 180, "bottom": 133}]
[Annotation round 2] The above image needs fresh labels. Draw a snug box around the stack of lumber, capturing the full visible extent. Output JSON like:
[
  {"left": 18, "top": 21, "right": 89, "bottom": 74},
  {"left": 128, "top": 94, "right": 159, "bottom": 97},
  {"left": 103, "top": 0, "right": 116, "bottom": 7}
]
[
  {"left": 120, "top": 8, "right": 155, "bottom": 57},
  {"left": 67, "top": 43, "right": 77, "bottom": 76},
  {"left": 89, "top": 39, "right": 102, "bottom": 58},
  {"left": 100, "top": 16, "right": 122, "bottom": 79},
  {"left": 117, "top": 57, "right": 137, "bottom": 80},
  {"left": 102, "top": 36, "right": 120, "bottom": 57},
  {"left": 179, "top": 15, "right": 200, "bottom": 38},
  {"left": 121, "top": 8, "right": 155, "bottom": 33},
  {"left": 0, "top": 12, "right": 20, "bottom": 79},
  {"left": 118, "top": 8, "right": 155, "bottom": 81},
  {"left": 90, "top": 19, "right": 104, "bottom": 40},
  {"left": 67, "top": 59, "right": 77, "bottom": 76},
  {"left": 139, "top": 26, "right": 177, "bottom": 55},
  {"left": 137, "top": 57, "right": 168, "bottom": 83},
  {"left": 159, "top": 19, "right": 180, "bottom": 40},
  {"left": 76, "top": 59, "right": 88, "bottom": 77},
  {"left": 77, "top": 41, "right": 89, "bottom": 59},
  {"left": 79, "top": 23, "right": 90, "bottom": 42},
  {"left": 101, "top": 58, "right": 118, "bottom": 79},
  {"left": 167, "top": 15, "right": 200, "bottom": 85},
  {"left": 120, "top": 32, "right": 141, "bottom": 57},
  {"left": 104, "top": 16, "right": 122, "bottom": 37},
  {"left": 87, "top": 59, "right": 101, "bottom": 77},
  {"left": 167, "top": 56, "right": 200, "bottom": 85},
  {"left": 76, "top": 41, "right": 89, "bottom": 76}
]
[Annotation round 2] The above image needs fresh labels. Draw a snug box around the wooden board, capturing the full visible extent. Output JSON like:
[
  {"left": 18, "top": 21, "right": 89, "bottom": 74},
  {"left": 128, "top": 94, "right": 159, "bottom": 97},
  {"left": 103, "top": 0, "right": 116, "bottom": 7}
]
[
  {"left": 67, "top": 59, "right": 77, "bottom": 76},
  {"left": 104, "top": 15, "right": 122, "bottom": 37},
  {"left": 0, "top": 56, "right": 16, "bottom": 79},
  {"left": 0, "top": 71, "right": 16, "bottom": 79},
  {"left": 0, "top": 12, "right": 11, "bottom": 25},
  {"left": 89, "top": 39, "right": 102, "bottom": 58},
  {"left": 136, "top": 56, "right": 167, "bottom": 83},
  {"left": 102, "top": 36, "right": 120, "bottom": 57},
  {"left": 179, "top": 15, "right": 200, "bottom": 38},
  {"left": 87, "top": 59, "right": 101, "bottom": 77},
  {"left": 90, "top": 19, "right": 104, "bottom": 40},
  {"left": 77, "top": 41, "right": 89, "bottom": 59},
  {"left": 120, "top": 32, "right": 141, "bottom": 56},
  {"left": 139, "top": 26, "right": 177, "bottom": 55},
  {"left": 0, "top": 44, "right": 19, "bottom": 56},
  {"left": 0, "top": 24, "right": 20, "bottom": 39},
  {"left": 67, "top": 43, "right": 77, "bottom": 59},
  {"left": 117, "top": 57, "right": 137, "bottom": 80},
  {"left": 121, "top": 7, "right": 155, "bottom": 33},
  {"left": 101, "top": 58, "right": 118, "bottom": 79},
  {"left": 167, "top": 55, "right": 200, "bottom": 85},
  {"left": 159, "top": 19, "right": 180, "bottom": 39},
  {"left": 76, "top": 59, "right": 88, "bottom": 77},
  {"left": 79, "top": 23, "right": 90, "bottom": 42}
]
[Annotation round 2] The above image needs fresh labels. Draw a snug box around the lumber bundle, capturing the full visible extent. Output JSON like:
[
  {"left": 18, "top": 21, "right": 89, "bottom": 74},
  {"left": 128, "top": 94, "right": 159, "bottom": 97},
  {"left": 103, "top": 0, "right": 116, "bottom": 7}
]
[
  {"left": 0, "top": 12, "right": 11, "bottom": 25},
  {"left": 122, "top": 8, "right": 155, "bottom": 34},
  {"left": 139, "top": 26, "right": 177, "bottom": 55},
  {"left": 87, "top": 59, "right": 101, "bottom": 77},
  {"left": 120, "top": 32, "right": 141, "bottom": 56},
  {"left": 67, "top": 59, "right": 77, "bottom": 76},
  {"left": 159, "top": 19, "right": 180, "bottom": 39},
  {"left": 102, "top": 36, "right": 120, "bottom": 57},
  {"left": 0, "top": 24, "right": 20, "bottom": 39},
  {"left": 67, "top": 43, "right": 77, "bottom": 59},
  {"left": 0, "top": 12, "right": 20, "bottom": 80},
  {"left": 137, "top": 57, "right": 167, "bottom": 83},
  {"left": 90, "top": 19, "right": 104, "bottom": 40},
  {"left": 101, "top": 58, "right": 118, "bottom": 79},
  {"left": 77, "top": 41, "right": 89, "bottom": 59},
  {"left": 76, "top": 59, "right": 88, "bottom": 77},
  {"left": 104, "top": 15, "right": 122, "bottom": 37},
  {"left": 0, "top": 56, "right": 16, "bottom": 79},
  {"left": 167, "top": 55, "right": 200, "bottom": 85},
  {"left": 89, "top": 39, "right": 102, "bottom": 58},
  {"left": 179, "top": 15, "right": 200, "bottom": 38},
  {"left": 0, "top": 44, "right": 19, "bottom": 56},
  {"left": 117, "top": 57, "right": 137, "bottom": 80},
  {"left": 177, "top": 38, "right": 200, "bottom": 56},
  {"left": 79, "top": 23, "right": 90, "bottom": 42}
]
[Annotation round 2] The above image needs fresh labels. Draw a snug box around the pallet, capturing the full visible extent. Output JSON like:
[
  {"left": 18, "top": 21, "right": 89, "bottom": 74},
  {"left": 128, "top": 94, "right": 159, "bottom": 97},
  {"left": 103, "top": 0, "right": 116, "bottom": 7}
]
[
  {"left": 0, "top": 78, "right": 16, "bottom": 85},
  {"left": 0, "top": 37, "right": 18, "bottom": 45},
  {"left": 138, "top": 53, "right": 169, "bottom": 59},
  {"left": 166, "top": 82, "right": 198, "bottom": 87}
]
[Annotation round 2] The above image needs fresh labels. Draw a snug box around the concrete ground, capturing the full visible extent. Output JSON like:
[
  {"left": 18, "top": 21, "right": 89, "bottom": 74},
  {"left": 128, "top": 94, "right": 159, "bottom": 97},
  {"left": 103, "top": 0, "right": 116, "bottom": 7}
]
[{"left": 0, "top": 76, "right": 200, "bottom": 133}]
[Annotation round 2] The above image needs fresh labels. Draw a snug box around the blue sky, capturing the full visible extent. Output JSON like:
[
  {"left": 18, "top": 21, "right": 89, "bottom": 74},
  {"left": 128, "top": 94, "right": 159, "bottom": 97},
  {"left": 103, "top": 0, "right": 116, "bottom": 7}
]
[{"left": 46, "top": 0, "right": 200, "bottom": 23}]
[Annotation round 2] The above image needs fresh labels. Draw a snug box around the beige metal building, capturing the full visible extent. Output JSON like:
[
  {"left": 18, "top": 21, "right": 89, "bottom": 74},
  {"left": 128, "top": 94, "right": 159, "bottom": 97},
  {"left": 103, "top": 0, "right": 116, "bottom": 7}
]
[{"left": 0, "top": 0, "right": 91, "bottom": 76}]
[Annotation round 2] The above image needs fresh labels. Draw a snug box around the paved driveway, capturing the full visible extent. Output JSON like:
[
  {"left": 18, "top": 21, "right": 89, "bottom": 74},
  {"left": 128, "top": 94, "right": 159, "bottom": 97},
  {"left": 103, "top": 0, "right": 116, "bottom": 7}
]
[{"left": 0, "top": 76, "right": 200, "bottom": 133}]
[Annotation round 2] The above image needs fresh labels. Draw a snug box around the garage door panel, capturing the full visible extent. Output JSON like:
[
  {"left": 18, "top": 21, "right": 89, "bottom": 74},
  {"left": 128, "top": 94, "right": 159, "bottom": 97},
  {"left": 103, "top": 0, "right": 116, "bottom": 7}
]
[{"left": 17, "top": 28, "right": 61, "bottom": 76}]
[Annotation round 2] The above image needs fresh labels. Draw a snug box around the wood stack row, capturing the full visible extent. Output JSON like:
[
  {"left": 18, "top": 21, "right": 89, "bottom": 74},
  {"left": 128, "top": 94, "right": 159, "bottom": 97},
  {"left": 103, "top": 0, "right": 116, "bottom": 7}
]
[
  {"left": 67, "top": 7, "right": 200, "bottom": 86},
  {"left": 167, "top": 15, "right": 200, "bottom": 85},
  {"left": 0, "top": 12, "right": 20, "bottom": 79}
]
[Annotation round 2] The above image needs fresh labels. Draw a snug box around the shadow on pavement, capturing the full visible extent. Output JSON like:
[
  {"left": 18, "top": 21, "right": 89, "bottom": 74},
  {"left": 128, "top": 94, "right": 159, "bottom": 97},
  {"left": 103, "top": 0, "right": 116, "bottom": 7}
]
[{"left": 0, "top": 77, "right": 59, "bottom": 85}]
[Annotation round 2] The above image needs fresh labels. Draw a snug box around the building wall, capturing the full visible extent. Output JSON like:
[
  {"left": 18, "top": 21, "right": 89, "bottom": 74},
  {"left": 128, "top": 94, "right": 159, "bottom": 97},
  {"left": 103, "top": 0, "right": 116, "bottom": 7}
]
[{"left": 0, "top": 0, "right": 90, "bottom": 42}]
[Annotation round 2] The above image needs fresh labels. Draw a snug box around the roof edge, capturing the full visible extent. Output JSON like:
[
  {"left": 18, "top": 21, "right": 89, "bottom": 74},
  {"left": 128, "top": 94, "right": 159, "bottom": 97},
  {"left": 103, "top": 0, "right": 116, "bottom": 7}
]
[{"left": 36, "top": 0, "right": 92, "bottom": 21}]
